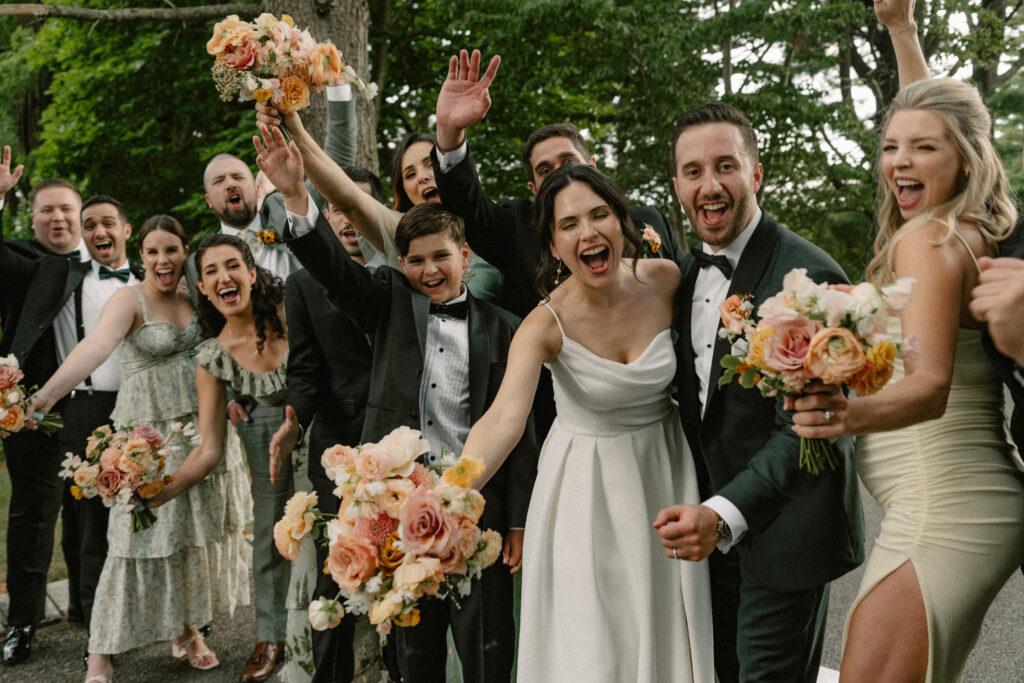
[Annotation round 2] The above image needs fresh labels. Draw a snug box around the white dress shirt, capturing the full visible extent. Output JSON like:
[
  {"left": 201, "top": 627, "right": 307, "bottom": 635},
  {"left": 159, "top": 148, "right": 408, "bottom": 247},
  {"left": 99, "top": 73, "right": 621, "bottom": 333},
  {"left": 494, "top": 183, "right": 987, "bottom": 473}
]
[
  {"left": 419, "top": 288, "right": 471, "bottom": 464},
  {"left": 54, "top": 254, "right": 139, "bottom": 392},
  {"left": 689, "top": 207, "right": 761, "bottom": 553}
]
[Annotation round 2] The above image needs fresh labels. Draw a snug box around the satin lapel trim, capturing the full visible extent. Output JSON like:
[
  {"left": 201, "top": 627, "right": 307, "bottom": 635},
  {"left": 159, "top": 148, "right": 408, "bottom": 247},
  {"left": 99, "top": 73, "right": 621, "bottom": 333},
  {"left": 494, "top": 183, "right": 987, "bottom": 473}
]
[
  {"left": 704, "top": 215, "right": 779, "bottom": 410},
  {"left": 676, "top": 255, "right": 703, "bottom": 419},
  {"left": 59, "top": 260, "right": 90, "bottom": 308},
  {"left": 467, "top": 297, "right": 489, "bottom": 421},
  {"left": 411, "top": 289, "right": 430, "bottom": 362}
]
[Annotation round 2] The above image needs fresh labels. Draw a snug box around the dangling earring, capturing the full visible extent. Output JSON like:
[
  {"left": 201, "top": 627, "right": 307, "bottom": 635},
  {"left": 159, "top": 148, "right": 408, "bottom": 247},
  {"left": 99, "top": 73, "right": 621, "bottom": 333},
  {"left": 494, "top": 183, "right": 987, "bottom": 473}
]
[{"left": 554, "top": 257, "right": 563, "bottom": 286}]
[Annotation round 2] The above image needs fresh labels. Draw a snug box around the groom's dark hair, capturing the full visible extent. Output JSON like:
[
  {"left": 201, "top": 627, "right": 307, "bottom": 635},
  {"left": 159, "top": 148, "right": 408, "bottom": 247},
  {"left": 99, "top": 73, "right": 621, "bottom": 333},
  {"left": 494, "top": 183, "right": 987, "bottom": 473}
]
[
  {"left": 670, "top": 103, "right": 760, "bottom": 169},
  {"left": 522, "top": 123, "right": 591, "bottom": 183}
]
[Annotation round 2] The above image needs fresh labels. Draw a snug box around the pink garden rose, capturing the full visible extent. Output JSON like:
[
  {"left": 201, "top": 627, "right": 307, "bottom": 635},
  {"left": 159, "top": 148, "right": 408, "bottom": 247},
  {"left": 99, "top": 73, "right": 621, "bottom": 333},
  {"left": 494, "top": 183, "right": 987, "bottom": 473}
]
[
  {"left": 435, "top": 538, "right": 467, "bottom": 575},
  {"left": 399, "top": 485, "right": 457, "bottom": 556},
  {"left": 326, "top": 531, "right": 379, "bottom": 591},
  {"left": 99, "top": 446, "right": 121, "bottom": 471},
  {"left": 322, "top": 444, "right": 359, "bottom": 481},
  {"left": 762, "top": 316, "right": 820, "bottom": 375},
  {"left": 0, "top": 365, "right": 24, "bottom": 391},
  {"left": 220, "top": 38, "right": 259, "bottom": 70},
  {"left": 95, "top": 468, "right": 125, "bottom": 498},
  {"left": 129, "top": 425, "right": 163, "bottom": 449}
]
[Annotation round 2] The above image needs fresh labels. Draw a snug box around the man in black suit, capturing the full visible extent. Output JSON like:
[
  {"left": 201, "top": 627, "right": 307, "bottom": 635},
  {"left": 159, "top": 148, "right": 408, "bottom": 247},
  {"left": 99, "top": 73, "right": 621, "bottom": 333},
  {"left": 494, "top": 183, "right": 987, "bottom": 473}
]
[
  {"left": 429, "top": 49, "right": 684, "bottom": 440},
  {"left": 269, "top": 167, "right": 389, "bottom": 682},
  {"left": 655, "top": 104, "right": 863, "bottom": 683},
  {"left": 0, "top": 153, "right": 141, "bottom": 664},
  {"left": 256, "top": 126, "right": 536, "bottom": 681}
]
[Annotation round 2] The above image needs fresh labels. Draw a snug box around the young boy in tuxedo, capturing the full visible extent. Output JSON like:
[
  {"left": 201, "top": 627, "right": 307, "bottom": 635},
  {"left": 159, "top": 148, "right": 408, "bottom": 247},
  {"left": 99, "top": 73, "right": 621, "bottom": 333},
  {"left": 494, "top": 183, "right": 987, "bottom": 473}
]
[{"left": 270, "top": 144, "right": 537, "bottom": 682}]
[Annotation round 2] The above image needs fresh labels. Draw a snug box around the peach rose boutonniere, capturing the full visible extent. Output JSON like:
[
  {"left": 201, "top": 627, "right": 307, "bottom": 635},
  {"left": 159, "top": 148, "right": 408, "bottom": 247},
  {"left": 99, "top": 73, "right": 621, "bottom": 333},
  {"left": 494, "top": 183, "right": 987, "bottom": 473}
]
[{"left": 717, "top": 270, "right": 916, "bottom": 473}]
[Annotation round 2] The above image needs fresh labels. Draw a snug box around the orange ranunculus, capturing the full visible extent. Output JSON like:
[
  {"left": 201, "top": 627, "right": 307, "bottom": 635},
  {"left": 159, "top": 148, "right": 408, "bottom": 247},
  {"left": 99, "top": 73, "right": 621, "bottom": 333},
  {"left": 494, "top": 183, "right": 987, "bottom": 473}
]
[
  {"left": 848, "top": 341, "right": 897, "bottom": 395},
  {"left": 719, "top": 294, "right": 752, "bottom": 334},
  {"left": 0, "top": 405, "right": 25, "bottom": 433},
  {"left": 393, "top": 608, "right": 421, "bottom": 628},
  {"left": 206, "top": 15, "right": 256, "bottom": 56},
  {"left": 70, "top": 486, "right": 83, "bottom": 500},
  {"left": 804, "top": 327, "right": 866, "bottom": 385},
  {"left": 379, "top": 531, "right": 405, "bottom": 571},
  {"left": 309, "top": 42, "right": 343, "bottom": 89},
  {"left": 135, "top": 479, "right": 166, "bottom": 500}
]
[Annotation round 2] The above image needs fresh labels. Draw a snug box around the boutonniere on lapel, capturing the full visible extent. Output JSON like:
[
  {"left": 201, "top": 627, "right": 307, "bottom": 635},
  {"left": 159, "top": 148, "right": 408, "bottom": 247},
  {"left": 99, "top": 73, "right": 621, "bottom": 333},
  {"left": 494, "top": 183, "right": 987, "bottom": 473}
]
[
  {"left": 256, "top": 228, "right": 281, "bottom": 246},
  {"left": 640, "top": 224, "right": 661, "bottom": 258},
  {"left": 716, "top": 268, "right": 917, "bottom": 474}
]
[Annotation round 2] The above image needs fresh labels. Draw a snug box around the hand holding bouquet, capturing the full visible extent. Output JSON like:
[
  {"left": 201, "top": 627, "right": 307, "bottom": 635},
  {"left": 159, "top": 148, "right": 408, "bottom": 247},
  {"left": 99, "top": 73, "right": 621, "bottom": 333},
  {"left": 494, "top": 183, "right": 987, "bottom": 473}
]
[
  {"left": 208, "top": 12, "right": 377, "bottom": 113},
  {"left": 718, "top": 268, "right": 917, "bottom": 473},
  {"left": 0, "top": 355, "right": 62, "bottom": 437},
  {"left": 274, "top": 426, "right": 502, "bottom": 637},
  {"left": 60, "top": 422, "right": 194, "bottom": 532}
]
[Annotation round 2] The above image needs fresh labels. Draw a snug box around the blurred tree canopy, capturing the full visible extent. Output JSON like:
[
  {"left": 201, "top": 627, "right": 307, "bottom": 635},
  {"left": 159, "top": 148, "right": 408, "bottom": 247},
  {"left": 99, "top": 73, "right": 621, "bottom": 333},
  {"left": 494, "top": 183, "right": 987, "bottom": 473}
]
[{"left": 1, "top": 0, "right": 1023, "bottom": 279}]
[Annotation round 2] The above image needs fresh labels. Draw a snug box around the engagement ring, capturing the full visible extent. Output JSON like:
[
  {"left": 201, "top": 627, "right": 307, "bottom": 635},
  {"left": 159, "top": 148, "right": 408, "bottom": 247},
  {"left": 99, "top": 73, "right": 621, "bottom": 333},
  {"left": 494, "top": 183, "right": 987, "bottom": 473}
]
[
  {"left": 823, "top": 410, "right": 834, "bottom": 426},
  {"left": 672, "top": 548, "right": 679, "bottom": 560}
]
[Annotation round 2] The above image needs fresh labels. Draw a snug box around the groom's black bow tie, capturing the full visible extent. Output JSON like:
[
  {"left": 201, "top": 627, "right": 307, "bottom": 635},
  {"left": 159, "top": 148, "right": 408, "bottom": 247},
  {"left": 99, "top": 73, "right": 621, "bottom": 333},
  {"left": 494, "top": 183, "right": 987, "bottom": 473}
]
[
  {"left": 429, "top": 301, "right": 468, "bottom": 319},
  {"left": 690, "top": 247, "right": 733, "bottom": 280},
  {"left": 99, "top": 266, "right": 132, "bottom": 282}
]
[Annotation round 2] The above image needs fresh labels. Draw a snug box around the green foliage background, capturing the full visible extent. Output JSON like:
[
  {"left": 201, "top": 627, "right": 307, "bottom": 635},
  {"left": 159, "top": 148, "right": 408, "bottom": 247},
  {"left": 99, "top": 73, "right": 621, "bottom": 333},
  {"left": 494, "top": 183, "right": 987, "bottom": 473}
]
[{"left": 2, "top": 0, "right": 1024, "bottom": 278}]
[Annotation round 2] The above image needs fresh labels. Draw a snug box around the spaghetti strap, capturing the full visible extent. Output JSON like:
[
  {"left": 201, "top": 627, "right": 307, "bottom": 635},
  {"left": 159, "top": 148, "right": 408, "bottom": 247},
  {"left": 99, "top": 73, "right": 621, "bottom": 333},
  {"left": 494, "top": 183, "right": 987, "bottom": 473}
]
[
  {"left": 133, "top": 287, "right": 150, "bottom": 322},
  {"left": 542, "top": 301, "right": 567, "bottom": 338},
  {"left": 951, "top": 230, "right": 983, "bottom": 275}
]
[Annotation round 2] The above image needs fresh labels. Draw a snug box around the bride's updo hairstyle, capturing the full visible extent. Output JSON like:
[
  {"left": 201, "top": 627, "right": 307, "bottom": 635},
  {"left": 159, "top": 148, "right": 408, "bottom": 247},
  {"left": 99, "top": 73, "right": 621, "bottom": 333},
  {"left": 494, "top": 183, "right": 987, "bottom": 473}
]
[
  {"left": 533, "top": 164, "right": 641, "bottom": 298},
  {"left": 194, "top": 233, "right": 285, "bottom": 352},
  {"left": 868, "top": 78, "right": 1017, "bottom": 284}
]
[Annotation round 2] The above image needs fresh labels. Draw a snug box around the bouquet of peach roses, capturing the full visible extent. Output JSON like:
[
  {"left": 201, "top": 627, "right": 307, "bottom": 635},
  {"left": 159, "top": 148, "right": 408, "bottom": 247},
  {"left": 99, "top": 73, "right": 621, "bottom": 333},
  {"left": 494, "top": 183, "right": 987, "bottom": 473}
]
[
  {"left": 59, "top": 423, "right": 193, "bottom": 532},
  {"left": 718, "top": 268, "right": 917, "bottom": 474},
  {"left": 0, "top": 354, "right": 62, "bottom": 437},
  {"left": 207, "top": 12, "right": 376, "bottom": 114},
  {"left": 274, "top": 426, "right": 502, "bottom": 637}
]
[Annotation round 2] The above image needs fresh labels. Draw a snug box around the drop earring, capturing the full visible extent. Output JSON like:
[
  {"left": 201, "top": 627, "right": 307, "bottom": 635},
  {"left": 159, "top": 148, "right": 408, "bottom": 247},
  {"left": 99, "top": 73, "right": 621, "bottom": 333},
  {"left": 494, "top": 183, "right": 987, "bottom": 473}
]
[{"left": 554, "top": 257, "right": 563, "bottom": 286}]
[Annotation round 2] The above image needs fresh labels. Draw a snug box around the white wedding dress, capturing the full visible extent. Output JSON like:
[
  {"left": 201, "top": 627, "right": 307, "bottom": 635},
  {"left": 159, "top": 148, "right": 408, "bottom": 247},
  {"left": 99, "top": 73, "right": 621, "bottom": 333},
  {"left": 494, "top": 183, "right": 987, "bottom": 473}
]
[{"left": 517, "top": 304, "right": 715, "bottom": 682}]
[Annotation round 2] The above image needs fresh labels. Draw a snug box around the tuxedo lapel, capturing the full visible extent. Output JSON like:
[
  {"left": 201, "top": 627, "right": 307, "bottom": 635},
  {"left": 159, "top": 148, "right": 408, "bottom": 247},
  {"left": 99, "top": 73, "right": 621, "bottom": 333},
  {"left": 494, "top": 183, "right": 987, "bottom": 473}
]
[
  {"left": 467, "top": 296, "right": 490, "bottom": 421},
  {"left": 411, "top": 289, "right": 430, "bottom": 361},
  {"left": 58, "top": 259, "right": 91, "bottom": 311},
  {"left": 676, "top": 256, "right": 703, "bottom": 439},
  {"left": 703, "top": 215, "right": 779, "bottom": 411}
]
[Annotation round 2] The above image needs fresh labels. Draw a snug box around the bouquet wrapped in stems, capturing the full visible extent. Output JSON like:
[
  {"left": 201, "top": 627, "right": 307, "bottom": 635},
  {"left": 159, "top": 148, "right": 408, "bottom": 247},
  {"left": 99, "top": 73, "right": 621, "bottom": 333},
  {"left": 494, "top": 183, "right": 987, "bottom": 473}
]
[
  {"left": 60, "top": 422, "right": 195, "bottom": 532},
  {"left": 0, "top": 354, "right": 62, "bottom": 437},
  {"left": 275, "top": 426, "right": 502, "bottom": 637},
  {"left": 718, "top": 268, "right": 917, "bottom": 474},
  {"left": 207, "top": 12, "right": 377, "bottom": 113}
]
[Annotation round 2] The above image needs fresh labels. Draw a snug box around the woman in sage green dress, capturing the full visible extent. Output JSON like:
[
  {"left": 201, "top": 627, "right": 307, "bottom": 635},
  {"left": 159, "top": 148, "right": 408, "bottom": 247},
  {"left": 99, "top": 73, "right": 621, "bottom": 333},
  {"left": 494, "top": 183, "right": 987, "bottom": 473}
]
[
  {"left": 33, "top": 216, "right": 251, "bottom": 683},
  {"left": 155, "top": 232, "right": 315, "bottom": 680}
]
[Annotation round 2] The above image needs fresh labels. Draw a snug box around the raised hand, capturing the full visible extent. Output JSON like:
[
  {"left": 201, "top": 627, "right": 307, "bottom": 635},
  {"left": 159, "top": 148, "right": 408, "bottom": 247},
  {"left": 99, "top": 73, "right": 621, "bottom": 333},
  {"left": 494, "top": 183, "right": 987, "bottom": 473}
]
[
  {"left": 255, "top": 101, "right": 302, "bottom": 133},
  {"left": 875, "top": 0, "right": 916, "bottom": 32},
  {"left": 971, "top": 256, "right": 1024, "bottom": 365},
  {"left": 254, "top": 123, "right": 307, "bottom": 211},
  {"left": 435, "top": 49, "right": 501, "bottom": 150},
  {"left": 0, "top": 145, "right": 24, "bottom": 200},
  {"left": 269, "top": 405, "right": 300, "bottom": 484}
]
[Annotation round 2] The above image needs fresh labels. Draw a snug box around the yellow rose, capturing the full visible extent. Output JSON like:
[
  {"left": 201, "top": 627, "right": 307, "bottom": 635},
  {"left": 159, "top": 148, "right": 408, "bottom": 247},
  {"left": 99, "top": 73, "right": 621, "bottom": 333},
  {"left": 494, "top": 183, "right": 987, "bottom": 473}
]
[
  {"left": 280, "top": 13, "right": 295, "bottom": 27},
  {"left": 745, "top": 325, "right": 778, "bottom": 372},
  {"left": 378, "top": 531, "right": 406, "bottom": 571},
  {"left": 849, "top": 341, "right": 897, "bottom": 396},
  {"left": 368, "top": 594, "right": 402, "bottom": 625}
]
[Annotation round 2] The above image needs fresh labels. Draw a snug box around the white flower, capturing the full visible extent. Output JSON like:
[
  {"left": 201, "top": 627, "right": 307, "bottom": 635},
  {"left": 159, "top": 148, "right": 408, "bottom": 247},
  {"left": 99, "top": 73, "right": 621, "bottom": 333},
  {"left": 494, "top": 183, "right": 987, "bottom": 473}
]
[
  {"left": 4, "top": 388, "right": 21, "bottom": 404},
  {"left": 882, "top": 277, "right": 915, "bottom": 314},
  {"left": 364, "top": 575, "right": 383, "bottom": 594},
  {"left": 307, "top": 597, "right": 344, "bottom": 631},
  {"left": 0, "top": 354, "right": 19, "bottom": 368},
  {"left": 782, "top": 268, "right": 813, "bottom": 295},
  {"left": 343, "top": 591, "right": 373, "bottom": 615},
  {"left": 363, "top": 480, "right": 386, "bottom": 497}
]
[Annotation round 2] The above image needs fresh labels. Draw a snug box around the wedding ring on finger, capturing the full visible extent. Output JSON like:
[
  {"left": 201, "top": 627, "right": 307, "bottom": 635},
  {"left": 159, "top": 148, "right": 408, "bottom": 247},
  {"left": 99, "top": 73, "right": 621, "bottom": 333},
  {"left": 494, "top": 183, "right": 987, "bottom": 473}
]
[
  {"left": 672, "top": 548, "right": 679, "bottom": 560},
  {"left": 823, "top": 410, "right": 835, "bottom": 426}
]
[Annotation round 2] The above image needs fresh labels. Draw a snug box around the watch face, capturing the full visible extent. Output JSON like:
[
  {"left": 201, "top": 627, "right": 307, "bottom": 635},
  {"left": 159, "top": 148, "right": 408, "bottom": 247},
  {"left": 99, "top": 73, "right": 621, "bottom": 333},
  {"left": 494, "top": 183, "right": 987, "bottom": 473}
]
[{"left": 717, "top": 518, "right": 732, "bottom": 540}]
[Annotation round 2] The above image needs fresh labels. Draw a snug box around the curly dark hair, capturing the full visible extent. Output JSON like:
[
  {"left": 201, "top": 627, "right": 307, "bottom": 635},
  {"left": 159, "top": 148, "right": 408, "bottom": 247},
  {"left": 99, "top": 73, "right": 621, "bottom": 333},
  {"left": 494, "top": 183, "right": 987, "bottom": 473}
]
[
  {"left": 194, "top": 233, "right": 285, "bottom": 353},
  {"left": 533, "top": 164, "right": 640, "bottom": 299}
]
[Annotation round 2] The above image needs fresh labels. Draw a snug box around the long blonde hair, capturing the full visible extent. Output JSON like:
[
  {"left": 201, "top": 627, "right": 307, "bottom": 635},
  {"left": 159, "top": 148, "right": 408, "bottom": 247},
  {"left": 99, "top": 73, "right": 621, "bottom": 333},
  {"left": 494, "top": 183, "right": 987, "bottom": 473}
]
[{"left": 867, "top": 78, "right": 1017, "bottom": 284}]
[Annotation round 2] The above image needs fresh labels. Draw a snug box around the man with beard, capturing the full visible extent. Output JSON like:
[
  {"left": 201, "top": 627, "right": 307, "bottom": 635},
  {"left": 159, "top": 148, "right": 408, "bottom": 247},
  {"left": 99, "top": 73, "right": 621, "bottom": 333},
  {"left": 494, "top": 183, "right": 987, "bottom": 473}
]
[{"left": 653, "top": 104, "right": 863, "bottom": 683}]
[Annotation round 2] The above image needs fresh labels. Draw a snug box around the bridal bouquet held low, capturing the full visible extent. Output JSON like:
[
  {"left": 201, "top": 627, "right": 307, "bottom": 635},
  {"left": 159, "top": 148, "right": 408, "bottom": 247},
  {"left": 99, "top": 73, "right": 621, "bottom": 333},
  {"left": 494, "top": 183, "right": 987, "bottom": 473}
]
[
  {"left": 718, "top": 268, "right": 917, "bottom": 474},
  {"left": 0, "top": 354, "right": 62, "bottom": 437},
  {"left": 207, "top": 12, "right": 377, "bottom": 113},
  {"left": 274, "top": 426, "right": 502, "bottom": 636},
  {"left": 60, "top": 423, "right": 193, "bottom": 532}
]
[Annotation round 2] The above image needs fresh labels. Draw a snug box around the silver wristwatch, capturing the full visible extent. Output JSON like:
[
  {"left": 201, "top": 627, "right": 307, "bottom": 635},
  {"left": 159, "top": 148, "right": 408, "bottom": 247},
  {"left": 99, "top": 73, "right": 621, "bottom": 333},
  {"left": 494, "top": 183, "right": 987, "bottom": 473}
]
[{"left": 716, "top": 517, "right": 733, "bottom": 541}]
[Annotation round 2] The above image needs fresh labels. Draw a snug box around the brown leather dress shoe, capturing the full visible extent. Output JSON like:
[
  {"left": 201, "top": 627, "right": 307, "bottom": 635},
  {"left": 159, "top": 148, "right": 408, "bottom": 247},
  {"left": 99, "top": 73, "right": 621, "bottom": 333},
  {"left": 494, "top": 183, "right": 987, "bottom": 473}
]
[{"left": 239, "top": 641, "right": 284, "bottom": 682}]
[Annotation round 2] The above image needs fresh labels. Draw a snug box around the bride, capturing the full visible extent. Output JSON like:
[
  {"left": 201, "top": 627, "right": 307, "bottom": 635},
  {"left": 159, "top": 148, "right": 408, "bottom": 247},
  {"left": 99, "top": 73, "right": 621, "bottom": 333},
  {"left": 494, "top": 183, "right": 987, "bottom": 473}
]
[{"left": 459, "top": 163, "right": 714, "bottom": 681}]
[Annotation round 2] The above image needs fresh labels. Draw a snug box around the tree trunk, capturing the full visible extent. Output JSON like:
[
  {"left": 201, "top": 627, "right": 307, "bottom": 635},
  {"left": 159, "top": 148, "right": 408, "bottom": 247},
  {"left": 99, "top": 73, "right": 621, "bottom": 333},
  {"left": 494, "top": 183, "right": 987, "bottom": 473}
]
[{"left": 267, "top": 0, "right": 378, "bottom": 172}]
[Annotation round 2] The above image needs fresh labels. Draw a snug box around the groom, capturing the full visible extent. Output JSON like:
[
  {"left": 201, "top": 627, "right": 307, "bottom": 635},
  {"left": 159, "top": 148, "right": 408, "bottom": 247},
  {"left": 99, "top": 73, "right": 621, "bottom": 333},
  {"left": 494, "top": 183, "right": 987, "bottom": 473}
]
[{"left": 655, "top": 103, "right": 864, "bottom": 683}]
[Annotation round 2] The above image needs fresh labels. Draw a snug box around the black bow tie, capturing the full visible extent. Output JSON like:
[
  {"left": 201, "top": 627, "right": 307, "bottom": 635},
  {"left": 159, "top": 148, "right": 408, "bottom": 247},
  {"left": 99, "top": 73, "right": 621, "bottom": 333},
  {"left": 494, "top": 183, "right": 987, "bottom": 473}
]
[
  {"left": 60, "top": 250, "right": 82, "bottom": 261},
  {"left": 99, "top": 265, "right": 131, "bottom": 282},
  {"left": 690, "top": 247, "right": 733, "bottom": 280},
  {"left": 429, "top": 300, "right": 468, "bottom": 319}
]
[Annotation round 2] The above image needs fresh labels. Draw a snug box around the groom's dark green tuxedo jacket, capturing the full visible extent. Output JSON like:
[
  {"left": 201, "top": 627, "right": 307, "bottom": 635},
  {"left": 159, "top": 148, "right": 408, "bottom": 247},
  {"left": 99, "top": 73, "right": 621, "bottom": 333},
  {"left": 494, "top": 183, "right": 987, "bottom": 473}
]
[{"left": 675, "top": 211, "right": 864, "bottom": 591}]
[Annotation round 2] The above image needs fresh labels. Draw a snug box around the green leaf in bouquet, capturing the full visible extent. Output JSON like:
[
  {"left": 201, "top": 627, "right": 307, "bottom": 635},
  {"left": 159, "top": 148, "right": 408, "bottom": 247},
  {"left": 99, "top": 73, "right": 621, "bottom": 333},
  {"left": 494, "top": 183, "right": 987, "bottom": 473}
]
[{"left": 739, "top": 367, "right": 759, "bottom": 389}]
